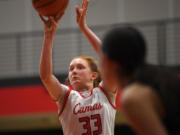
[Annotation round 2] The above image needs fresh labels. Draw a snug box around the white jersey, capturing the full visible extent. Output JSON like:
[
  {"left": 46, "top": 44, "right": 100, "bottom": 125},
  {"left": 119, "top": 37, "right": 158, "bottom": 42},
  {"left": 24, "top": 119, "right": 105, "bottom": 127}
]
[{"left": 57, "top": 83, "right": 116, "bottom": 135}]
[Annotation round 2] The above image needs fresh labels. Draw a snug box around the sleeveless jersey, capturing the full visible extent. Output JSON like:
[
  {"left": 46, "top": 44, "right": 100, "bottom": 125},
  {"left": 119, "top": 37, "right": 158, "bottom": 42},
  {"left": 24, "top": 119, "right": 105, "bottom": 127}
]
[
  {"left": 57, "top": 83, "right": 117, "bottom": 135},
  {"left": 131, "top": 64, "right": 180, "bottom": 135}
]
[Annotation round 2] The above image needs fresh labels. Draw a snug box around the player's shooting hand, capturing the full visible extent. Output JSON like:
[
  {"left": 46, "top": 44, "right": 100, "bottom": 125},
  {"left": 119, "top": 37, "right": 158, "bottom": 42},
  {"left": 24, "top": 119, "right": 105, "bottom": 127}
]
[
  {"left": 75, "top": 0, "right": 89, "bottom": 29},
  {"left": 39, "top": 11, "right": 64, "bottom": 35},
  {"left": 54, "top": 10, "right": 65, "bottom": 23}
]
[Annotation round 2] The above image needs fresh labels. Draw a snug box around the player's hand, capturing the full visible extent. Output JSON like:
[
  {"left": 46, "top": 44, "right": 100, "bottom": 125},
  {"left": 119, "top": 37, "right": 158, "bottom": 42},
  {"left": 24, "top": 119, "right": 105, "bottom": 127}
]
[
  {"left": 39, "top": 11, "right": 64, "bottom": 35},
  {"left": 75, "top": 0, "right": 89, "bottom": 29},
  {"left": 54, "top": 10, "right": 65, "bottom": 23}
]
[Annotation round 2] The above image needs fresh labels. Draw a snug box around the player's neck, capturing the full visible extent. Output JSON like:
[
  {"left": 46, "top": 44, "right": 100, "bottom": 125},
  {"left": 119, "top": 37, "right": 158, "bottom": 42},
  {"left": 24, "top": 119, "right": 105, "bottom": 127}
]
[{"left": 76, "top": 83, "right": 93, "bottom": 92}]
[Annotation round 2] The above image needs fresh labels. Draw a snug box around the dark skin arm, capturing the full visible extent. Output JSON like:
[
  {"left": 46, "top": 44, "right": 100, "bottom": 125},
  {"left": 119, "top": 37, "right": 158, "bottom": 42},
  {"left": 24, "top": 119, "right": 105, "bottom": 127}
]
[{"left": 121, "top": 83, "right": 168, "bottom": 135}]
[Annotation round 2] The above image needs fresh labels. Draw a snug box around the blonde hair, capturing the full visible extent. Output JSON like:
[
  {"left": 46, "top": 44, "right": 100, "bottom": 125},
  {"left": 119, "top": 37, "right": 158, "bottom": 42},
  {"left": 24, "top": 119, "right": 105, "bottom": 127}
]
[{"left": 67, "top": 56, "right": 101, "bottom": 87}]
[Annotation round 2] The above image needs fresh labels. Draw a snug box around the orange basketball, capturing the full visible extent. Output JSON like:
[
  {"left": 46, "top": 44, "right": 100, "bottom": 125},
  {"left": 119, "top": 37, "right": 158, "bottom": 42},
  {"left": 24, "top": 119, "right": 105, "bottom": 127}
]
[{"left": 32, "top": 0, "right": 69, "bottom": 16}]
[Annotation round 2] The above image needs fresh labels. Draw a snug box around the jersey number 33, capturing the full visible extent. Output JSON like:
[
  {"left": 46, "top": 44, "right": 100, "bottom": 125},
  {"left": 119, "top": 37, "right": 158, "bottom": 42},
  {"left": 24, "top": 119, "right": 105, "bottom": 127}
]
[{"left": 79, "top": 114, "right": 102, "bottom": 135}]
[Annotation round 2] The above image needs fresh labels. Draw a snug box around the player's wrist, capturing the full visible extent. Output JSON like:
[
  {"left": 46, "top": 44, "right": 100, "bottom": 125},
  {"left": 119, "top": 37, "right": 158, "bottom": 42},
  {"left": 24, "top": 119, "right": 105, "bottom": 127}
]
[
  {"left": 44, "top": 32, "right": 55, "bottom": 40},
  {"left": 80, "top": 24, "right": 88, "bottom": 31}
]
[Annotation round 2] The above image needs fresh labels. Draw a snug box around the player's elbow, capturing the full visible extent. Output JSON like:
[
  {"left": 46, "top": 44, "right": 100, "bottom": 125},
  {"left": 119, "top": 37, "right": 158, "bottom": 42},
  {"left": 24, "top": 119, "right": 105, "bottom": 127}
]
[
  {"left": 39, "top": 70, "right": 51, "bottom": 82},
  {"left": 40, "top": 73, "right": 47, "bottom": 82},
  {"left": 51, "top": 96, "right": 60, "bottom": 102}
]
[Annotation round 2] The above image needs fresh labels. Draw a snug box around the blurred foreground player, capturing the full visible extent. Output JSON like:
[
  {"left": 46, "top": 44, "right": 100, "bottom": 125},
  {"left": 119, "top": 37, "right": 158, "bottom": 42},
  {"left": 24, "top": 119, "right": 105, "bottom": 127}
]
[{"left": 101, "top": 26, "right": 180, "bottom": 135}]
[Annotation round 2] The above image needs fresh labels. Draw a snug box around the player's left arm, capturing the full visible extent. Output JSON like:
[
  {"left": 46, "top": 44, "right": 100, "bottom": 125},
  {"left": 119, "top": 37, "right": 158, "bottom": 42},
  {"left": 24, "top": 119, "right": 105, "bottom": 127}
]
[
  {"left": 76, "top": 0, "right": 118, "bottom": 101},
  {"left": 121, "top": 84, "right": 168, "bottom": 135},
  {"left": 75, "top": 0, "right": 102, "bottom": 58},
  {"left": 100, "top": 81, "right": 118, "bottom": 104}
]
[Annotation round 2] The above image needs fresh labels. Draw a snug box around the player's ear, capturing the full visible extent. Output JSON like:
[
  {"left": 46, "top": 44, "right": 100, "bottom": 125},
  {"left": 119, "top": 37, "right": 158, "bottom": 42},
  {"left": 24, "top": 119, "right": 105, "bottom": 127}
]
[{"left": 91, "top": 72, "right": 98, "bottom": 81}]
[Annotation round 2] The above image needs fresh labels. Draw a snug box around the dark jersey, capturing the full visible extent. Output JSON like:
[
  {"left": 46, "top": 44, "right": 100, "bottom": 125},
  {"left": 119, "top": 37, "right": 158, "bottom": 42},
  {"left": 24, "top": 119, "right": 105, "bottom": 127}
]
[{"left": 131, "top": 64, "right": 180, "bottom": 135}]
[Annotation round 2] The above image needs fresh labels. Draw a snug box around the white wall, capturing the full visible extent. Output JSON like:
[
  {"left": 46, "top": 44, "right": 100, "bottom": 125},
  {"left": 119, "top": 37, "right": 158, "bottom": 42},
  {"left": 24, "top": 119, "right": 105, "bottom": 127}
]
[
  {"left": 124, "top": 0, "right": 169, "bottom": 22},
  {"left": 0, "top": 0, "right": 179, "bottom": 34},
  {"left": 174, "top": 0, "right": 180, "bottom": 17},
  {"left": 0, "top": 0, "right": 27, "bottom": 33},
  {"left": 0, "top": 0, "right": 179, "bottom": 78},
  {"left": 0, "top": 0, "right": 118, "bottom": 33}
]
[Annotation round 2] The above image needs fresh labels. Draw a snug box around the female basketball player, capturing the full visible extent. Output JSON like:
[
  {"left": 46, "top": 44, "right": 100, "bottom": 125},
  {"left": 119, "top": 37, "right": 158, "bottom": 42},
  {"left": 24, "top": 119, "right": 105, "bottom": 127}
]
[
  {"left": 101, "top": 26, "right": 180, "bottom": 135},
  {"left": 39, "top": 1, "right": 117, "bottom": 135}
]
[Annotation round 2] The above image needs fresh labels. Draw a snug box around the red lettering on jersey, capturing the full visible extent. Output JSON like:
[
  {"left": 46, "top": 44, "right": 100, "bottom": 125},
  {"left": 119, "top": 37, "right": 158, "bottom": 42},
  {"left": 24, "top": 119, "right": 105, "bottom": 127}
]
[{"left": 73, "top": 103, "right": 103, "bottom": 115}]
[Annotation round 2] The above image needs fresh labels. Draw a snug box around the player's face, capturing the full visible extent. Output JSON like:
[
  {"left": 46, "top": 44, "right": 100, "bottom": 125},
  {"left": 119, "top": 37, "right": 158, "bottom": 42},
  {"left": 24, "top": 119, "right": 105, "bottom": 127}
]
[{"left": 68, "top": 58, "right": 94, "bottom": 90}]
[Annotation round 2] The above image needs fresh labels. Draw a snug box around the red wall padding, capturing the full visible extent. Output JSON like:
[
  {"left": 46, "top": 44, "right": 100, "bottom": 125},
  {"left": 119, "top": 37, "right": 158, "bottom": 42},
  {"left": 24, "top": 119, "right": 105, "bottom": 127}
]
[{"left": 0, "top": 85, "right": 57, "bottom": 116}]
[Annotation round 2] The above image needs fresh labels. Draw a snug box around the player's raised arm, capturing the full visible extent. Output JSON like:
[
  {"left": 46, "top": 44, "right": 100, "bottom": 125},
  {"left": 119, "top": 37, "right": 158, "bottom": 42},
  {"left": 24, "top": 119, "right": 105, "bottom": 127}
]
[
  {"left": 39, "top": 13, "right": 66, "bottom": 101},
  {"left": 75, "top": 0, "right": 103, "bottom": 58},
  {"left": 76, "top": 0, "right": 118, "bottom": 95}
]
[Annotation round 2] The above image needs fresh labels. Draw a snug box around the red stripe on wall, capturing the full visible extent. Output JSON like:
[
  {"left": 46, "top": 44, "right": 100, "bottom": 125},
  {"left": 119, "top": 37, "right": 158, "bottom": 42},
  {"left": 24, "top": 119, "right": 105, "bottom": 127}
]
[{"left": 0, "top": 85, "right": 57, "bottom": 116}]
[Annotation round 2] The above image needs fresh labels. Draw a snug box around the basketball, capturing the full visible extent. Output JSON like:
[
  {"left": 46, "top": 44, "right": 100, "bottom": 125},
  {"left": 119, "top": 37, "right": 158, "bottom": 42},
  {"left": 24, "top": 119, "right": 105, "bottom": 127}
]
[{"left": 32, "top": 0, "right": 69, "bottom": 16}]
